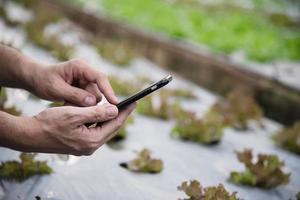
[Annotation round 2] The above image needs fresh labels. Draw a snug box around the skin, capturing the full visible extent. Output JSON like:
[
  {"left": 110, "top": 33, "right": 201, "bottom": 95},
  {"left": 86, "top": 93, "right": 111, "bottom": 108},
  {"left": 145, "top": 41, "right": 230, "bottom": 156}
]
[{"left": 0, "top": 44, "right": 136, "bottom": 156}]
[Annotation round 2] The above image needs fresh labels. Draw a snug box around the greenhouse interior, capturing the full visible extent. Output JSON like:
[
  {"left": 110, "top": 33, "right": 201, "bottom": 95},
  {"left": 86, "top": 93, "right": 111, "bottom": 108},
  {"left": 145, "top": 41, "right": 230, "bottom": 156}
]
[{"left": 0, "top": 0, "right": 300, "bottom": 199}]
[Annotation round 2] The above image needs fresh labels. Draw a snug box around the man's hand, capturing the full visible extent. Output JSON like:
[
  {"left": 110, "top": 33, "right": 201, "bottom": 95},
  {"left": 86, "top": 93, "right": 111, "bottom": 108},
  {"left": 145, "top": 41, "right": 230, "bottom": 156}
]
[
  {"left": 0, "top": 45, "right": 116, "bottom": 106},
  {"left": 2, "top": 103, "right": 136, "bottom": 156},
  {"left": 29, "top": 58, "right": 118, "bottom": 106}
]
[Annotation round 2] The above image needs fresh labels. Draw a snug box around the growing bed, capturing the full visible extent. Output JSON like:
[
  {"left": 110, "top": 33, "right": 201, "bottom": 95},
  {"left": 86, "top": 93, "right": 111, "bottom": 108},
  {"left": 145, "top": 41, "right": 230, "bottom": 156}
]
[{"left": 0, "top": 1, "right": 300, "bottom": 200}]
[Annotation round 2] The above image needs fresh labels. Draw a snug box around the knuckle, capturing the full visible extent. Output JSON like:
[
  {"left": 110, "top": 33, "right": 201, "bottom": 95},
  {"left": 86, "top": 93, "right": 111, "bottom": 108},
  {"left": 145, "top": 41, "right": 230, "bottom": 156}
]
[
  {"left": 64, "top": 109, "right": 81, "bottom": 123},
  {"left": 94, "top": 106, "right": 104, "bottom": 113},
  {"left": 94, "top": 107, "right": 106, "bottom": 121},
  {"left": 63, "top": 107, "right": 75, "bottom": 117},
  {"left": 98, "top": 72, "right": 107, "bottom": 80},
  {"left": 71, "top": 58, "right": 87, "bottom": 68},
  {"left": 70, "top": 90, "right": 81, "bottom": 100}
]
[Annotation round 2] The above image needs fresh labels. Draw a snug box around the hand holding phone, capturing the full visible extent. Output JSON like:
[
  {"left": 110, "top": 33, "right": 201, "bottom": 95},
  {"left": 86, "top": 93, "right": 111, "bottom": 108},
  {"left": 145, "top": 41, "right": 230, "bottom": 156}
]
[{"left": 86, "top": 75, "right": 172, "bottom": 127}]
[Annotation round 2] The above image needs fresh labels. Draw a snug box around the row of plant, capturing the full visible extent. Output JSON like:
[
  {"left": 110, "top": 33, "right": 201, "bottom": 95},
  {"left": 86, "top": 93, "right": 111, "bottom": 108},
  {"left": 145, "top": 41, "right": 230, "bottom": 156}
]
[
  {"left": 9, "top": 0, "right": 299, "bottom": 64},
  {"left": 177, "top": 179, "right": 299, "bottom": 200},
  {"left": 105, "top": 82, "right": 298, "bottom": 191},
  {"left": 0, "top": 148, "right": 296, "bottom": 198},
  {"left": 112, "top": 78, "right": 299, "bottom": 156},
  {"left": 84, "top": 0, "right": 300, "bottom": 62}
]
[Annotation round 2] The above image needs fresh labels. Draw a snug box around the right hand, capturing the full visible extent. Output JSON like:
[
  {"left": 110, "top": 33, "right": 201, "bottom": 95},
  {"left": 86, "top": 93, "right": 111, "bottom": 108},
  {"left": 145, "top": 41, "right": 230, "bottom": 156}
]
[
  {"left": 15, "top": 103, "right": 136, "bottom": 156},
  {"left": 26, "top": 58, "right": 118, "bottom": 107}
]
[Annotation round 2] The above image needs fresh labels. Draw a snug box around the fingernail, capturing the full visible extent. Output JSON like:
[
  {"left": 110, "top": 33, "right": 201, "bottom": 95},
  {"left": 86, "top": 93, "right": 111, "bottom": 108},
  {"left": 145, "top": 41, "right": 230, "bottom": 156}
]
[
  {"left": 84, "top": 96, "right": 95, "bottom": 106},
  {"left": 106, "top": 105, "right": 118, "bottom": 118}
]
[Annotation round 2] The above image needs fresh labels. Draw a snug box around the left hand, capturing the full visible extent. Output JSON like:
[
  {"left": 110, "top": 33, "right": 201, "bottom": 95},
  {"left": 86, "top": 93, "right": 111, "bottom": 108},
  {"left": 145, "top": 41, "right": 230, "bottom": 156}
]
[{"left": 28, "top": 58, "right": 118, "bottom": 106}]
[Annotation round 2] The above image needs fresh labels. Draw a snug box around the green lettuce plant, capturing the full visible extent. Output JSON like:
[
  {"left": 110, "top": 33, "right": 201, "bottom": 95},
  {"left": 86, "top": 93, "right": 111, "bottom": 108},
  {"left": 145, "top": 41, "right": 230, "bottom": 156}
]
[
  {"left": 229, "top": 149, "right": 290, "bottom": 189},
  {"left": 211, "top": 88, "right": 263, "bottom": 130},
  {"left": 177, "top": 180, "right": 240, "bottom": 200},
  {"left": 0, "top": 153, "right": 52, "bottom": 182},
  {"left": 120, "top": 148, "right": 163, "bottom": 173},
  {"left": 101, "top": 0, "right": 300, "bottom": 62},
  {"left": 172, "top": 108, "right": 224, "bottom": 145},
  {"left": 273, "top": 121, "right": 300, "bottom": 155}
]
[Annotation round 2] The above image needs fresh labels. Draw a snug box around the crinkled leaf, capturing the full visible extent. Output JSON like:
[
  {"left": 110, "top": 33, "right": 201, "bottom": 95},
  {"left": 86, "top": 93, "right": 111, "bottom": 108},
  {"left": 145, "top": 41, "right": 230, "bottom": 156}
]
[
  {"left": 172, "top": 108, "right": 224, "bottom": 145},
  {"left": 177, "top": 180, "right": 240, "bottom": 200},
  {"left": 229, "top": 149, "right": 290, "bottom": 188},
  {"left": 120, "top": 148, "right": 163, "bottom": 173},
  {"left": 0, "top": 153, "right": 52, "bottom": 182}
]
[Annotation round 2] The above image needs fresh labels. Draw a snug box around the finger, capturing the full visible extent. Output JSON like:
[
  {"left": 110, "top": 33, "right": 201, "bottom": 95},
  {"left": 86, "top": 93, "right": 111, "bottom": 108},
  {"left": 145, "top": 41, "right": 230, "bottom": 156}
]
[
  {"left": 57, "top": 80, "right": 97, "bottom": 106},
  {"left": 73, "top": 61, "right": 118, "bottom": 104},
  {"left": 102, "top": 103, "right": 136, "bottom": 144},
  {"left": 96, "top": 74, "right": 118, "bottom": 104},
  {"left": 85, "top": 83, "right": 102, "bottom": 103},
  {"left": 91, "top": 103, "right": 136, "bottom": 144},
  {"left": 72, "top": 103, "right": 119, "bottom": 124}
]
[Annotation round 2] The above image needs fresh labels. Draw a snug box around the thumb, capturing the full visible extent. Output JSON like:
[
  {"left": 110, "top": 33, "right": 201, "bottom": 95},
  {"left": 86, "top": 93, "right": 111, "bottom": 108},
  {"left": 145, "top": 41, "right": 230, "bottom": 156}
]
[
  {"left": 74, "top": 104, "right": 119, "bottom": 124},
  {"left": 59, "top": 83, "right": 97, "bottom": 106}
]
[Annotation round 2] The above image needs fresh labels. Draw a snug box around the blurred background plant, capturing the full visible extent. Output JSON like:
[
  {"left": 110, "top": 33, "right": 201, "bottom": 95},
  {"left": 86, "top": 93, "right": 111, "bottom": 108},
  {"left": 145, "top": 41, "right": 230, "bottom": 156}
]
[
  {"left": 171, "top": 108, "right": 225, "bottom": 145},
  {"left": 0, "top": 88, "right": 21, "bottom": 116},
  {"left": 107, "top": 116, "right": 134, "bottom": 148},
  {"left": 120, "top": 148, "right": 163, "bottom": 173},
  {"left": 273, "top": 121, "right": 300, "bottom": 155},
  {"left": 229, "top": 149, "right": 290, "bottom": 189},
  {"left": 177, "top": 180, "right": 241, "bottom": 200},
  {"left": 0, "top": 153, "right": 52, "bottom": 182},
  {"left": 78, "top": 0, "right": 300, "bottom": 62},
  {"left": 210, "top": 88, "right": 263, "bottom": 130}
]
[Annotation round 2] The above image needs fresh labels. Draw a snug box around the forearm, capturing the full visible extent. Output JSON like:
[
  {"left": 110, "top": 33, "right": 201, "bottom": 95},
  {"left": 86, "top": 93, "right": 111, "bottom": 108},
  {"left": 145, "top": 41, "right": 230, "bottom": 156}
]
[
  {"left": 0, "top": 44, "right": 42, "bottom": 91},
  {"left": 0, "top": 111, "right": 35, "bottom": 152}
]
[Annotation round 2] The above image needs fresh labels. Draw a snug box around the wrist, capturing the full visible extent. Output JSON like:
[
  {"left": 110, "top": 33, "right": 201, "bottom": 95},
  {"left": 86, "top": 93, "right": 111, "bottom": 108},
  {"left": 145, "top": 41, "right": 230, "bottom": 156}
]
[
  {"left": 0, "top": 45, "right": 45, "bottom": 91},
  {"left": 0, "top": 113, "right": 41, "bottom": 152},
  {"left": 19, "top": 59, "right": 45, "bottom": 93}
]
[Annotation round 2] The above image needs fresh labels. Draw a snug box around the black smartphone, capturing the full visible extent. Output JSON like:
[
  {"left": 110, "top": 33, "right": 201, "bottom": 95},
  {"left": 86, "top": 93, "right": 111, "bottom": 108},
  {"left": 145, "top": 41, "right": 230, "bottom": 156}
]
[
  {"left": 85, "top": 75, "right": 172, "bottom": 127},
  {"left": 117, "top": 75, "right": 173, "bottom": 110}
]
